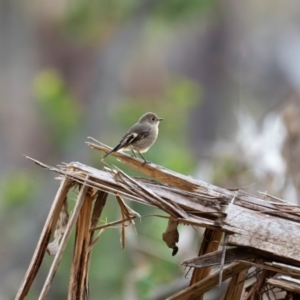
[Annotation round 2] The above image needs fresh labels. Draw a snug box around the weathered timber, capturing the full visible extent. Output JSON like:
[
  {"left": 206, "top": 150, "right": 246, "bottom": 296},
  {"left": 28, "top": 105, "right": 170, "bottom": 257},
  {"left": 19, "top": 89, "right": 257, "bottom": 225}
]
[
  {"left": 19, "top": 142, "right": 300, "bottom": 299},
  {"left": 189, "top": 229, "right": 223, "bottom": 288},
  {"left": 182, "top": 248, "right": 258, "bottom": 269},
  {"left": 267, "top": 276, "right": 300, "bottom": 294},
  {"left": 26, "top": 147, "right": 300, "bottom": 265},
  {"left": 223, "top": 204, "right": 300, "bottom": 262}
]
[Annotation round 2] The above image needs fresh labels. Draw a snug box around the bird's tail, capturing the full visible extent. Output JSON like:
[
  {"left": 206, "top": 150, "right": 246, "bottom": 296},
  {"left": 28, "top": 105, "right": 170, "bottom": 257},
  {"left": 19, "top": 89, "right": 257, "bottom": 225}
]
[{"left": 103, "top": 143, "right": 121, "bottom": 159}]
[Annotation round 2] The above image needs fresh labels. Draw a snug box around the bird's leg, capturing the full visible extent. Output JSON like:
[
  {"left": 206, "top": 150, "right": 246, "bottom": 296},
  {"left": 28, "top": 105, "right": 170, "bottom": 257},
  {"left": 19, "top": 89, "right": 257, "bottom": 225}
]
[
  {"left": 131, "top": 150, "right": 137, "bottom": 158},
  {"left": 137, "top": 151, "right": 150, "bottom": 165}
]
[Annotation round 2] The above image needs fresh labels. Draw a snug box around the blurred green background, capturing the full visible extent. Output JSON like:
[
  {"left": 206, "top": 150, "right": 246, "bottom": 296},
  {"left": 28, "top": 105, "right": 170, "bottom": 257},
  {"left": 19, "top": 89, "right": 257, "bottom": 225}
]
[{"left": 2, "top": 0, "right": 300, "bottom": 299}]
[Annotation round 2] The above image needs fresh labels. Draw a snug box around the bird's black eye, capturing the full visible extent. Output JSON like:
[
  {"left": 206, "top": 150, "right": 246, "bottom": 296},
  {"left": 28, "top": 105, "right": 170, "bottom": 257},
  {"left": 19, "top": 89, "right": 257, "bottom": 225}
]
[{"left": 152, "top": 117, "right": 155, "bottom": 121}]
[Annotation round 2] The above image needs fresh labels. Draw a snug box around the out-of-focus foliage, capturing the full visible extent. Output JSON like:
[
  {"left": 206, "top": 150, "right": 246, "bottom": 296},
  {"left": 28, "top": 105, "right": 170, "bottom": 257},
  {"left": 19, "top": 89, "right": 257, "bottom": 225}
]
[
  {"left": 33, "top": 70, "right": 81, "bottom": 146},
  {"left": 63, "top": 0, "right": 137, "bottom": 42},
  {"left": 62, "top": 0, "right": 216, "bottom": 43},
  {"left": 1, "top": 171, "right": 37, "bottom": 207},
  {"left": 152, "top": 0, "right": 217, "bottom": 23},
  {"left": 212, "top": 156, "right": 250, "bottom": 187}
]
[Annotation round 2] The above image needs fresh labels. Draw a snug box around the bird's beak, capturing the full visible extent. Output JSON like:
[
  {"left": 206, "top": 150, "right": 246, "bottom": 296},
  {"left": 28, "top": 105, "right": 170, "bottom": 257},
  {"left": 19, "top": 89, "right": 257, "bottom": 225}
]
[{"left": 158, "top": 118, "right": 163, "bottom": 121}]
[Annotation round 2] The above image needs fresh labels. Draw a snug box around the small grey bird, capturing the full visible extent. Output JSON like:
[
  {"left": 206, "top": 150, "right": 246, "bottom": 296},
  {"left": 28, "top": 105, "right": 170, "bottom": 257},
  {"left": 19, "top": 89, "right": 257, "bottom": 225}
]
[{"left": 103, "top": 112, "right": 163, "bottom": 163}]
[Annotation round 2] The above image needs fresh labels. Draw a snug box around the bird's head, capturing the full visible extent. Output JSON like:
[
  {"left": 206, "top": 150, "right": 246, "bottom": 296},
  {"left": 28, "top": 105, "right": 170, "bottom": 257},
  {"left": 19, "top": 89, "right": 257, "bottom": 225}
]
[{"left": 139, "top": 112, "right": 163, "bottom": 125}]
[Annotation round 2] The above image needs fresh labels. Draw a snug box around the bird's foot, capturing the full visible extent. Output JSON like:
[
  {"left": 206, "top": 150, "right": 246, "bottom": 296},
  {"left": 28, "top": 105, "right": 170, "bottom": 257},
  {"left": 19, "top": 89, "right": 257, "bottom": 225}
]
[{"left": 142, "top": 160, "right": 151, "bottom": 166}]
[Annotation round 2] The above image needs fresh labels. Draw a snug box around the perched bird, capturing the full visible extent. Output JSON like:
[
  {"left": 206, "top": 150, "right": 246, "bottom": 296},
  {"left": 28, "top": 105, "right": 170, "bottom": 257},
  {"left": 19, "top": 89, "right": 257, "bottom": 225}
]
[{"left": 103, "top": 112, "right": 163, "bottom": 164}]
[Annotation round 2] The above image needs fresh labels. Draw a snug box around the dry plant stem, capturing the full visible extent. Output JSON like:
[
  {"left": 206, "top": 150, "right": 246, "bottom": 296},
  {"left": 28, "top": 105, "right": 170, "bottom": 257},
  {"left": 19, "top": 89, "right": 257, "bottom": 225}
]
[
  {"left": 182, "top": 248, "right": 257, "bottom": 269},
  {"left": 244, "top": 261, "right": 296, "bottom": 275},
  {"left": 115, "top": 166, "right": 185, "bottom": 217},
  {"left": 223, "top": 268, "right": 249, "bottom": 300},
  {"left": 90, "top": 216, "right": 138, "bottom": 232},
  {"left": 168, "top": 262, "right": 249, "bottom": 300},
  {"left": 38, "top": 178, "right": 89, "bottom": 300},
  {"left": 189, "top": 229, "right": 223, "bottom": 297},
  {"left": 15, "top": 176, "right": 71, "bottom": 300},
  {"left": 87, "top": 141, "right": 203, "bottom": 191},
  {"left": 219, "top": 233, "right": 229, "bottom": 286},
  {"left": 68, "top": 187, "right": 94, "bottom": 299},
  {"left": 90, "top": 192, "right": 108, "bottom": 229},
  {"left": 245, "top": 270, "right": 276, "bottom": 300},
  {"left": 115, "top": 195, "right": 135, "bottom": 249},
  {"left": 84, "top": 191, "right": 108, "bottom": 295},
  {"left": 267, "top": 277, "right": 300, "bottom": 294}
]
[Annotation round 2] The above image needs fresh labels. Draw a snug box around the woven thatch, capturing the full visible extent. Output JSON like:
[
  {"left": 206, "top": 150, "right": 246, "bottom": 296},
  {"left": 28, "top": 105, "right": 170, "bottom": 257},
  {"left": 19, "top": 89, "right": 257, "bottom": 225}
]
[{"left": 16, "top": 138, "right": 300, "bottom": 300}]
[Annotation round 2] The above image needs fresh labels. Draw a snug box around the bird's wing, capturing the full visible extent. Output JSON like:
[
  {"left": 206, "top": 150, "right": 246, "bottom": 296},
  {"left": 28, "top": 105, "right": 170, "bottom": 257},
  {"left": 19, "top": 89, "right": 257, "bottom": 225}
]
[
  {"left": 119, "top": 123, "right": 151, "bottom": 148},
  {"left": 103, "top": 123, "right": 151, "bottom": 158}
]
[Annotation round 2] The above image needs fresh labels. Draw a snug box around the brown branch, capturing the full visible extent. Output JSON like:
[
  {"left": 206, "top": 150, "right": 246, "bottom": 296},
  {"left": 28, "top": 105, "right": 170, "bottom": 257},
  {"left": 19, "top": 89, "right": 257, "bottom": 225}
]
[
  {"left": 189, "top": 229, "right": 223, "bottom": 297},
  {"left": 168, "top": 262, "right": 249, "bottom": 300},
  {"left": 68, "top": 186, "right": 95, "bottom": 299},
  {"left": 15, "top": 177, "right": 72, "bottom": 300},
  {"left": 39, "top": 179, "right": 89, "bottom": 300}
]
